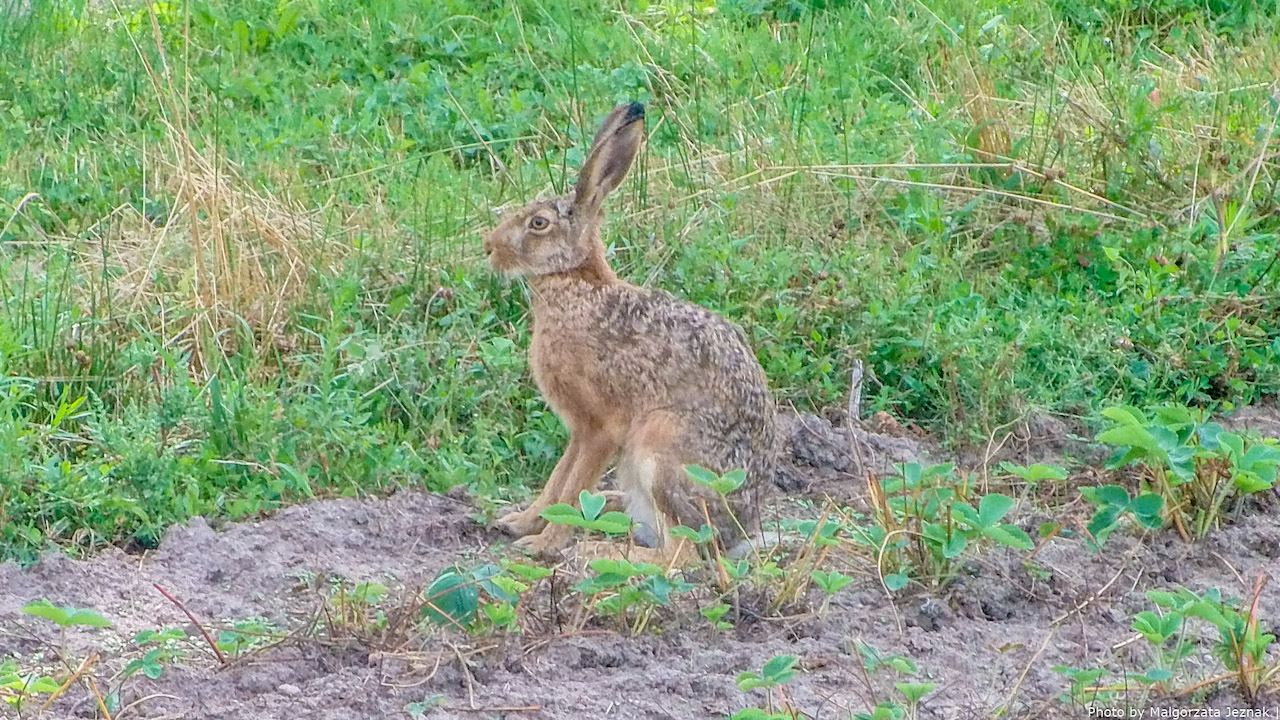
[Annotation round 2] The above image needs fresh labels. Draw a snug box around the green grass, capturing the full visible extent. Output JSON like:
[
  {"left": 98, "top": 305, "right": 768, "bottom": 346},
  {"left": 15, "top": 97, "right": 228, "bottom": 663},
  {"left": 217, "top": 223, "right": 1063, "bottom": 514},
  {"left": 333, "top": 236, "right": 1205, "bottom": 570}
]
[{"left": 1, "top": 0, "right": 1278, "bottom": 563}]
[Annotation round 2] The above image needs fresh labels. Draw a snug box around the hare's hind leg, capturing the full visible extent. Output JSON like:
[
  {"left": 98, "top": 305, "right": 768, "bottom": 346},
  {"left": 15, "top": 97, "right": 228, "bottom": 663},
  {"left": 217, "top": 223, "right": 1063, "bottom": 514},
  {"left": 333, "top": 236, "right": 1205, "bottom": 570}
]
[
  {"left": 615, "top": 452, "right": 663, "bottom": 549},
  {"left": 588, "top": 447, "right": 697, "bottom": 567},
  {"left": 610, "top": 412, "right": 696, "bottom": 552}
]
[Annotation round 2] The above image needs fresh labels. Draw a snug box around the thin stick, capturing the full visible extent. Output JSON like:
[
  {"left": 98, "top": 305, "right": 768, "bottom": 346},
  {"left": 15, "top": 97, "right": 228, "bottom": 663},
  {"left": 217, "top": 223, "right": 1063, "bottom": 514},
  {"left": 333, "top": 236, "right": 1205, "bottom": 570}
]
[
  {"left": 995, "top": 628, "right": 1057, "bottom": 716},
  {"left": 87, "top": 677, "right": 114, "bottom": 720},
  {"left": 1172, "top": 670, "right": 1236, "bottom": 697},
  {"left": 0, "top": 191, "right": 41, "bottom": 241},
  {"left": 154, "top": 583, "right": 227, "bottom": 665},
  {"left": 444, "top": 706, "right": 542, "bottom": 713},
  {"left": 813, "top": 171, "right": 1137, "bottom": 223},
  {"left": 39, "top": 653, "right": 98, "bottom": 711},
  {"left": 847, "top": 359, "right": 864, "bottom": 422}
]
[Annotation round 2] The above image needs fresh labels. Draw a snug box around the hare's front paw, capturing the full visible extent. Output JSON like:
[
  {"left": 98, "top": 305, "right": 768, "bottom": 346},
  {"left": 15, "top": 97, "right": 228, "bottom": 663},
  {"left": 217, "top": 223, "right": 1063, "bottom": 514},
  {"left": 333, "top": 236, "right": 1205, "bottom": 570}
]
[
  {"left": 513, "top": 526, "right": 572, "bottom": 558},
  {"left": 498, "top": 507, "right": 547, "bottom": 538}
]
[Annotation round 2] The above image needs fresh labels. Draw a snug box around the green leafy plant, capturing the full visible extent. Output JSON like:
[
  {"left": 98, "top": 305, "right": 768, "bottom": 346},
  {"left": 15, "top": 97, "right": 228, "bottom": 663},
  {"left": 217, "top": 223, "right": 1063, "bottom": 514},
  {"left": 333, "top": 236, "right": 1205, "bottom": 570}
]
[
  {"left": 21, "top": 600, "right": 112, "bottom": 628},
  {"left": 573, "top": 557, "right": 693, "bottom": 635},
  {"left": 419, "top": 562, "right": 543, "bottom": 636},
  {"left": 849, "top": 643, "right": 933, "bottom": 719},
  {"left": 1055, "top": 583, "right": 1280, "bottom": 705},
  {"left": 702, "top": 602, "right": 733, "bottom": 631},
  {"left": 809, "top": 569, "right": 853, "bottom": 615},
  {"left": 686, "top": 465, "right": 747, "bottom": 496},
  {"left": 405, "top": 694, "right": 446, "bottom": 718},
  {"left": 215, "top": 618, "right": 278, "bottom": 660},
  {"left": 325, "top": 579, "right": 391, "bottom": 636},
  {"left": 1147, "top": 583, "right": 1280, "bottom": 702},
  {"left": 1053, "top": 665, "right": 1113, "bottom": 705},
  {"left": 1078, "top": 484, "right": 1165, "bottom": 551},
  {"left": 1130, "top": 609, "right": 1186, "bottom": 687},
  {"left": 540, "top": 490, "right": 634, "bottom": 537},
  {"left": 731, "top": 654, "right": 800, "bottom": 719},
  {"left": 0, "top": 660, "right": 59, "bottom": 710},
  {"left": 1097, "top": 405, "right": 1280, "bottom": 539},
  {"left": 998, "top": 461, "right": 1068, "bottom": 486},
  {"left": 123, "top": 628, "right": 189, "bottom": 680},
  {"left": 856, "top": 463, "right": 1033, "bottom": 589}
]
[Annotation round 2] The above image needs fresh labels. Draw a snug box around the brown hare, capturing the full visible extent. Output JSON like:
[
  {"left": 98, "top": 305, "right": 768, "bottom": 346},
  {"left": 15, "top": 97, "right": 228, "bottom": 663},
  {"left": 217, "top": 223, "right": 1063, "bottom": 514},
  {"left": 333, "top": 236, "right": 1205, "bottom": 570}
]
[{"left": 482, "top": 102, "right": 778, "bottom": 560}]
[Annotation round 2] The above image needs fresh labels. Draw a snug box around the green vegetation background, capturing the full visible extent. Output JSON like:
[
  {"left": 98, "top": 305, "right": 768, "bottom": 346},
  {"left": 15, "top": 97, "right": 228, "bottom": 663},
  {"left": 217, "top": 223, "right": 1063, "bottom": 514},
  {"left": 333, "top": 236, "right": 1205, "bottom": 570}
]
[{"left": 0, "top": 0, "right": 1277, "bottom": 563}]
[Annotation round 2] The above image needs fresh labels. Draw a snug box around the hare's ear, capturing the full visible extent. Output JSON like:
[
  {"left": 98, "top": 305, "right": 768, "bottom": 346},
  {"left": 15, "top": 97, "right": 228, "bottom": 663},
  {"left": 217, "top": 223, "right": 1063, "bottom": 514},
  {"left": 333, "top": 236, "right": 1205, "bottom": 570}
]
[{"left": 573, "top": 102, "right": 645, "bottom": 215}]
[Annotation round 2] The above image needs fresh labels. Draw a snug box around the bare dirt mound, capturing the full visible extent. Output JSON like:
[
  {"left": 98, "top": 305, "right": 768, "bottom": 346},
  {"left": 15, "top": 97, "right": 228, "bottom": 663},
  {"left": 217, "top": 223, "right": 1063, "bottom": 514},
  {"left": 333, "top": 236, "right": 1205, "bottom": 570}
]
[{"left": 2, "top": 412, "right": 1279, "bottom": 719}]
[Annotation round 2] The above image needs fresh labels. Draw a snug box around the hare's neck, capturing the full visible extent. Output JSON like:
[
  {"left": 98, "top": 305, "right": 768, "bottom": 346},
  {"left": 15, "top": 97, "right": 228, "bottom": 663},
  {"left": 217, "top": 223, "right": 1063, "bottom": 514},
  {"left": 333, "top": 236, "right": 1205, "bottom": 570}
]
[{"left": 528, "top": 248, "right": 618, "bottom": 313}]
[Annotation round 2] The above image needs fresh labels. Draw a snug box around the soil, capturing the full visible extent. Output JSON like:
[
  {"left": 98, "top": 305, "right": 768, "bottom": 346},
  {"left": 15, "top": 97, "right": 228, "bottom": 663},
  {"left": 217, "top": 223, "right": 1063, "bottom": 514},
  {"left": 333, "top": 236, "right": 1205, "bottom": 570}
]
[{"left": 3, "top": 407, "right": 1280, "bottom": 720}]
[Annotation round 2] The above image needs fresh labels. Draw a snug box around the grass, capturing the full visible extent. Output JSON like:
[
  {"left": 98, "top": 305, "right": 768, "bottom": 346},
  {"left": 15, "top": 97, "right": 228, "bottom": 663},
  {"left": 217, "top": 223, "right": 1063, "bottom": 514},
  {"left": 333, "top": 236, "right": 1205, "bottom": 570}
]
[{"left": 0, "top": 0, "right": 1278, "bottom": 564}]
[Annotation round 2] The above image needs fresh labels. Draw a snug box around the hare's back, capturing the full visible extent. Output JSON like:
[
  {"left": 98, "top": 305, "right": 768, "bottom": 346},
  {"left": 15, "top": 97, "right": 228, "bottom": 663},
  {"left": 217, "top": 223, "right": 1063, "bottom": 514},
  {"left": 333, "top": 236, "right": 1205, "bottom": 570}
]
[
  {"left": 593, "top": 286, "right": 776, "bottom": 457},
  {"left": 594, "top": 287, "right": 762, "bottom": 386}
]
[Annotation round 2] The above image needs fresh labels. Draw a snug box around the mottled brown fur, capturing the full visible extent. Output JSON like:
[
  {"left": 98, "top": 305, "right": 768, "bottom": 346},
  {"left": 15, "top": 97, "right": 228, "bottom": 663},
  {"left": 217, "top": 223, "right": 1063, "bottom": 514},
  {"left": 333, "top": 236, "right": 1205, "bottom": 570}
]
[{"left": 482, "top": 103, "right": 778, "bottom": 559}]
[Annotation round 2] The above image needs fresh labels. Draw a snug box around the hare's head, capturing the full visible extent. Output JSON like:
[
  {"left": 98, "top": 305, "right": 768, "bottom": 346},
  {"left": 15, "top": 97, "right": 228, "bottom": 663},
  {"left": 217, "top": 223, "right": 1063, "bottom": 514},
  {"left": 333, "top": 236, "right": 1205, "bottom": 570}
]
[{"left": 484, "top": 102, "right": 645, "bottom": 277}]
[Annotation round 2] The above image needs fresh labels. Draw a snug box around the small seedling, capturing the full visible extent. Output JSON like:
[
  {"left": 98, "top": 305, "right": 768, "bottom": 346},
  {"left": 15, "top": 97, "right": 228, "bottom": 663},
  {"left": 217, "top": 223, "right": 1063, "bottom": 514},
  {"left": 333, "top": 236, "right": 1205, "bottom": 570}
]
[
  {"left": 850, "top": 643, "right": 928, "bottom": 719},
  {"left": 540, "top": 490, "right": 634, "bottom": 536},
  {"left": 732, "top": 654, "right": 800, "bottom": 719},
  {"left": 951, "top": 493, "right": 1035, "bottom": 552},
  {"left": 21, "top": 600, "right": 112, "bottom": 628},
  {"left": 853, "top": 703, "right": 906, "bottom": 720},
  {"left": 1147, "top": 582, "right": 1280, "bottom": 702},
  {"left": 895, "top": 681, "right": 935, "bottom": 711},
  {"left": 670, "top": 524, "right": 715, "bottom": 545},
  {"left": 998, "top": 461, "right": 1068, "bottom": 485},
  {"left": 857, "top": 642, "right": 918, "bottom": 676},
  {"left": 859, "top": 462, "right": 1034, "bottom": 589},
  {"left": 406, "top": 694, "right": 446, "bottom": 718},
  {"left": 573, "top": 558, "right": 693, "bottom": 635},
  {"left": 1053, "top": 665, "right": 1113, "bottom": 705},
  {"left": 810, "top": 569, "right": 853, "bottom": 615},
  {"left": 215, "top": 618, "right": 278, "bottom": 660},
  {"left": 687, "top": 465, "right": 746, "bottom": 495},
  {"left": 422, "top": 567, "right": 482, "bottom": 628},
  {"left": 123, "top": 628, "right": 189, "bottom": 680},
  {"left": 0, "top": 660, "right": 59, "bottom": 710},
  {"left": 1078, "top": 484, "right": 1164, "bottom": 551},
  {"left": 702, "top": 603, "right": 733, "bottom": 630},
  {"left": 420, "top": 562, "right": 541, "bottom": 636},
  {"left": 1131, "top": 604, "right": 1187, "bottom": 676}
]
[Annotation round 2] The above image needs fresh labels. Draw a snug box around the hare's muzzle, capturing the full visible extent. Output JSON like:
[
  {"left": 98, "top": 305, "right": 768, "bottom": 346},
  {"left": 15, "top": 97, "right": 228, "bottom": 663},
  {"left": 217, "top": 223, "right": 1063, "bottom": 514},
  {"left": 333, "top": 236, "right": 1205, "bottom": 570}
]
[{"left": 481, "top": 229, "right": 507, "bottom": 272}]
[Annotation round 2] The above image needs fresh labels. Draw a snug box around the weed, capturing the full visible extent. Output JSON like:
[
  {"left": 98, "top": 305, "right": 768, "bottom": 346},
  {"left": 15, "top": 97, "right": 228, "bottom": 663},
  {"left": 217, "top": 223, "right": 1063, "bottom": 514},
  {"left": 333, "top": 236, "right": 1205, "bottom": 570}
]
[
  {"left": 122, "top": 628, "right": 189, "bottom": 680},
  {"left": 856, "top": 462, "right": 1033, "bottom": 589},
  {"left": 852, "top": 642, "right": 935, "bottom": 719},
  {"left": 732, "top": 654, "right": 801, "bottom": 719},
  {"left": 0, "top": 659, "right": 58, "bottom": 711},
  {"left": 1055, "top": 580, "right": 1280, "bottom": 706},
  {"left": 1097, "top": 405, "right": 1280, "bottom": 539},
  {"left": 539, "top": 490, "right": 634, "bottom": 538}
]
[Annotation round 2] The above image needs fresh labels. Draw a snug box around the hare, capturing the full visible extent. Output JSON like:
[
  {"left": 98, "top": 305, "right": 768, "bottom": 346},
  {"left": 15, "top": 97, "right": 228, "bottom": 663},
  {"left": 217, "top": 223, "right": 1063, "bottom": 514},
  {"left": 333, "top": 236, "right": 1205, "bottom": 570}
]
[{"left": 482, "top": 102, "right": 778, "bottom": 560}]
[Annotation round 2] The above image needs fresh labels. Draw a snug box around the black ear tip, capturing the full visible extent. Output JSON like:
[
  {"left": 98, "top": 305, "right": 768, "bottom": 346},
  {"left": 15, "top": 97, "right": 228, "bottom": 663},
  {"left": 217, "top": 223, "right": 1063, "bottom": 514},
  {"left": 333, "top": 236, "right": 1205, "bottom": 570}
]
[{"left": 623, "top": 101, "right": 645, "bottom": 124}]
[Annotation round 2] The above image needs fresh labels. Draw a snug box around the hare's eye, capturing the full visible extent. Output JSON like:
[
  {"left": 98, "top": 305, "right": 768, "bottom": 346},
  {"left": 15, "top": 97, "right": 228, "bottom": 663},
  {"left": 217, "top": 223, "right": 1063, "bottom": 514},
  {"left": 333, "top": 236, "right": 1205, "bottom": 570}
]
[{"left": 528, "top": 216, "right": 550, "bottom": 231}]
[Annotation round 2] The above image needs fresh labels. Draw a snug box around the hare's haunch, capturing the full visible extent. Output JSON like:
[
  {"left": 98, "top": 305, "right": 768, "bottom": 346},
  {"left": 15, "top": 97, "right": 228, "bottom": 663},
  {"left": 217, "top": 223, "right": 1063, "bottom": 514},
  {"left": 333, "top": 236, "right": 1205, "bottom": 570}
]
[{"left": 482, "top": 102, "right": 779, "bottom": 560}]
